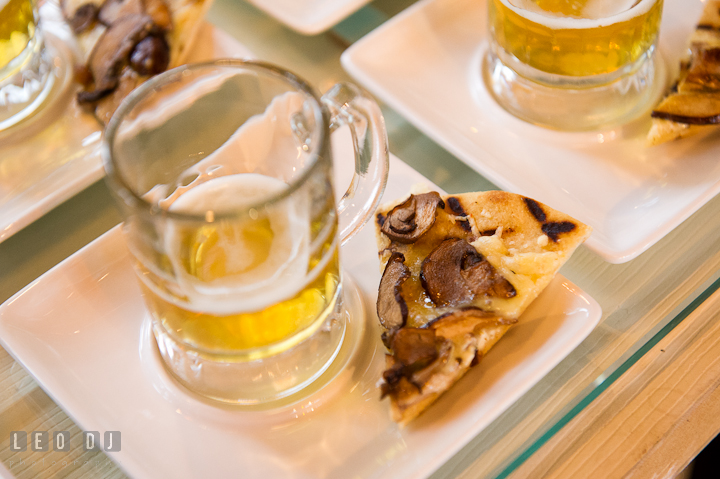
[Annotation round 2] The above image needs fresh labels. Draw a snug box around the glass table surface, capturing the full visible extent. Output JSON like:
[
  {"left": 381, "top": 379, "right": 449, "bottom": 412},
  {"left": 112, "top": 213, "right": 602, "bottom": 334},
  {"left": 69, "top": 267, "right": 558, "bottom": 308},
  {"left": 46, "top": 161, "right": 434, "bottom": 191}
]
[{"left": 1, "top": 0, "right": 719, "bottom": 478}]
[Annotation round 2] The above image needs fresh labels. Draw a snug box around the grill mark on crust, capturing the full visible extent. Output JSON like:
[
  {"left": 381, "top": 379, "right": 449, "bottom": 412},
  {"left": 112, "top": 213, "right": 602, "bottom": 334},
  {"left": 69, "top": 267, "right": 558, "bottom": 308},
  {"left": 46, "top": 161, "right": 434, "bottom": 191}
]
[
  {"left": 696, "top": 24, "right": 720, "bottom": 31},
  {"left": 542, "top": 222, "right": 576, "bottom": 242},
  {"left": 650, "top": 111, "right": 720, "bottom": 125},
  {"left": 523, "top": 197, "right": 547, "bottom": 223},
  {"left": 524, "top": 197, "right": 577, "bottom": 241},
  {"left": 446, "top": 197, "right": 467, "bottom": 216},
  {"left": 447, "top": 197, "right": 472, "bottom": 231},
  {"left": 479, "top": 227, "right": 514, "bottom": 237},
  {"left": 470, "top": 349, "right": 483, "bottom": 367}
]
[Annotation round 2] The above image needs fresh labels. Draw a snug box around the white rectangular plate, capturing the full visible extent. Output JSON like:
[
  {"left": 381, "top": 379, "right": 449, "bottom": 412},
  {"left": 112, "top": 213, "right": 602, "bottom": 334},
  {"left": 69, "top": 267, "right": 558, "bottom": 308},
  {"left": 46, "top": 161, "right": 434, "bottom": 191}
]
[
  {"left": 341, "top": 0, "right": 719, "bottom": 264},
  {"left": 0, "top": 6, "right": 252, "bottom": 244},
  {"left": 243, "top": 0, "right": 372, "bottom": 35},
  {"left": 0, "top": 155, "right": 601, "bottom": 479}
]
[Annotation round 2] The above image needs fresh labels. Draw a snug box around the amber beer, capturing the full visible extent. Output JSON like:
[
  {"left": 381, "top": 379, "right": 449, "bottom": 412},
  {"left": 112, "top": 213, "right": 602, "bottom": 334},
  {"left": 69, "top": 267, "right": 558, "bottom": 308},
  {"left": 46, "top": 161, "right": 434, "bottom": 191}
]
[
  {"left": 484, "top": 0, "right": 664, "bottom": 129},
  {"left": 137, "top": 173, "right": 341, "bottom": 359},
  {"left": 0, "top": 0, "right": 36, "bottom": 72},
  {"left": 488, "top": 0, "right": 663, "bottom": 78}
]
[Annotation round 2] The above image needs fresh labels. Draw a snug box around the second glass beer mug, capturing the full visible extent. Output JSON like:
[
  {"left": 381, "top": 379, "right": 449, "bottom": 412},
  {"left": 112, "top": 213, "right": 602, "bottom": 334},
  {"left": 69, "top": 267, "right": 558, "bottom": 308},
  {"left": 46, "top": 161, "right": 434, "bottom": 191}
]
[
  {"left": 484, "top": 0, "right": 664, "bottom": 130},
  {"left": 0, "top": 0, "right": 55, "bottom": 131},
  {"left": 103, "top": 60, "right": 388, "bottom": 404}
]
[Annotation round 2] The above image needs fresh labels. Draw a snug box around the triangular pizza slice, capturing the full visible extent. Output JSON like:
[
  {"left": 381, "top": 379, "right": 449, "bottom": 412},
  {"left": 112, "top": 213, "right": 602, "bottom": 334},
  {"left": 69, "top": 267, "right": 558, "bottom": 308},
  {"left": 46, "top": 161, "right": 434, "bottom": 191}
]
[
  {"left": 61, "top": 0, "right": 213, "bottom": 124},
  {"left": 374, "top": 189, "right": 591, "bottom": 425}
]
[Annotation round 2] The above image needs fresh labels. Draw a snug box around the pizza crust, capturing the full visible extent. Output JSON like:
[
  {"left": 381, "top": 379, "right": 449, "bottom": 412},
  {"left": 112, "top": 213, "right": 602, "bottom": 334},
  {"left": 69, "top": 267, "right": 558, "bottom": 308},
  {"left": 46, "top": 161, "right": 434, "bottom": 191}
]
[{"left": 165, "top": 0, "right": 212, "bottom": 68}]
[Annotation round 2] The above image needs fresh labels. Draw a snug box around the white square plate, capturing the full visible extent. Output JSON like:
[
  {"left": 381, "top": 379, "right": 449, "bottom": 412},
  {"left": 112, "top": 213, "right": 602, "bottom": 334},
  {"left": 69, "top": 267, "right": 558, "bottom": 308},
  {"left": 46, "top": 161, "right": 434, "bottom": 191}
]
[
  {"left": 0, "top": 155, "right": 601, "bottom": 479},
  {"left": 341, "top": 0, "right": 720, "bottom": 264},
  {"left": 243, "top": 0, "right": 372, "bottom": 35},
  {"left": 0, "top": 6, "right": 252, "bottom": 244}
]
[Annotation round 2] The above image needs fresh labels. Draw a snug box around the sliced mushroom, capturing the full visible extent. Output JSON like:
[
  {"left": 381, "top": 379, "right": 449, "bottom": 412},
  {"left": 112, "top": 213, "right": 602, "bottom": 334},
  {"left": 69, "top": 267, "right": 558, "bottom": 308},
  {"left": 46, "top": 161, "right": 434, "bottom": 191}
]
[
  {"left": 376, "top": 253, "right": 410, "bottom": 331},
  {"left": 93, "top": 66, "right": 143, "bottom": 124},
  {"left": 61, "top": 0, "right": 104, "bottom": 30},
  {"left": 381, "top": 336, "right": 452, "bottom": 398},
  {"left": 391, "top": 328, "right": 438, "bottom": 369},
  {"left": 402, "top": 339, "right": 455, "bottom": 395},
  {"left": 462, "top": 250, "right": 516, "bottom": 299},
  {"left": 427, "top": 307, "right": 516, "bottom": 339},
  {"left": 130, "top": 34, "right": 169, "bottom": 75},
  {"left": 98, "top": 0, "right": 145, "bottom": 26},
  {"left": 69, "top": 3, "right": 100, "bottom": 33},
  {"left": 78, "top": 14, "right": 160, "bottom": 104},
  {"left": 421, "top": 238, "right": 474, "bottom": 307},
  {"left": 381, "top": 192, "right": 445, "bottom": 243},
  {"left": 421, "top": 238, "right": 516, "bottom": 307}
]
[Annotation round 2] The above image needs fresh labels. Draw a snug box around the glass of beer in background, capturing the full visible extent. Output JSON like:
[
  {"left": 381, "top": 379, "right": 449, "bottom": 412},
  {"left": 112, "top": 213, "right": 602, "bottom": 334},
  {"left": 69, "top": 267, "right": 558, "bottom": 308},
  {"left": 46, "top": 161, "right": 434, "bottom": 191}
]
[
  {"left": 103, "top": 60, "right": 389, "bottom": 404},
  {"left": 484, "top": 0, "right": 664, "bottom": 130},
  {"left": 0, "top": 0, "right": 56, "bottom": 131}
]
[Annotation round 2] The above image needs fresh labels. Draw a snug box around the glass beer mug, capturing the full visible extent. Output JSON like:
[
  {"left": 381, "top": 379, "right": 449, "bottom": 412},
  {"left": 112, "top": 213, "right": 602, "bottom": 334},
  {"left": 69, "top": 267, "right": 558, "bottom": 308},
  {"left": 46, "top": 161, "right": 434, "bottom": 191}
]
[
  {"left": 484, "top": 0, "right": 664, "bottom": 130},
  {"left": 103, "top": 60, "right": 389, "bottom": 404},
  {"left": 0, "top": 0, "right": 53, "bottom": 130}
]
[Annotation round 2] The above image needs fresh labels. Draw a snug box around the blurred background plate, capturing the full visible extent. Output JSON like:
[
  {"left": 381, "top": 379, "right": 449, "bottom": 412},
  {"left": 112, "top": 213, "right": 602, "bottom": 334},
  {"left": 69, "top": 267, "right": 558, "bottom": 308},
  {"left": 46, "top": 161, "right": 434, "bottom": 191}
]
[{"left": 242, "top": 0, "right": 373, "bottom": 35}]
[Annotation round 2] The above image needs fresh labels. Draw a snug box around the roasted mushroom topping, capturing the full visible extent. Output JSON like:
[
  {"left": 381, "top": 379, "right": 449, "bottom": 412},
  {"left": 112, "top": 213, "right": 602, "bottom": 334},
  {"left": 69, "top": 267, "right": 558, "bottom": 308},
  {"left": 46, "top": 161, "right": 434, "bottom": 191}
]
[
  {"left": 462, "top": 251, "right": 516, "bottom": 298},
  {"left": 93, "top": 67, "right": 142, "bottom": 124},
  {"left": 391, "top": 328, "right": 439, "bottom": 369},
  {"left": 130, "top": 35, "right": 169, "bottom": 75},
  {"left": 61, "top": 0, "right": 104, "bottom": 32},
  {"left": 427, "top": 307, "right": 516, "bottom": 338},
  {"left": 421, "top": 238, "right": 516, "bottom": 307},
  {"left": 381, "top": 331, "right": 450, "bottom": 398},
  {"left": 381, "top": 192, "right": 445, "bottom": 243},
  {"left": 380, "top": 308, "right": 518, "bottom": 399},
  {"left": 69, "top": 3, "right": 100, "bottom": 33},
  {"left": 78, "top": 14, "right": 162, "bottom": 103},
  {"left": 98, "top": 0, "right": 144, "bottom": 26},
  {"left": 376, "top": 253, "right": 410, "bottom": 331}
]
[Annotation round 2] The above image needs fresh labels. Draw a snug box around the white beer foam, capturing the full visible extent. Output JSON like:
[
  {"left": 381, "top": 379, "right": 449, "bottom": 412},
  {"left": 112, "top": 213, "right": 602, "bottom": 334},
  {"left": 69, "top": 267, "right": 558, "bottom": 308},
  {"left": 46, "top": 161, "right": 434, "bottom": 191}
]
[
  {"left": 503, "top": 0, "right": 656, "bottom": 28},
  {"left": 166, "top": 173, "right": 311, "bottom": 316}
]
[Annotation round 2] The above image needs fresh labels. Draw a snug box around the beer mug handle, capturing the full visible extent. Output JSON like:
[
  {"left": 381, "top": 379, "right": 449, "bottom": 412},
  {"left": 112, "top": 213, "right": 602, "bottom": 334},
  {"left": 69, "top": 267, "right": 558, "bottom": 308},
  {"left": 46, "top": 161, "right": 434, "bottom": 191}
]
[{"left": 322, "top": 83, "right": 390, "bottom": 245}]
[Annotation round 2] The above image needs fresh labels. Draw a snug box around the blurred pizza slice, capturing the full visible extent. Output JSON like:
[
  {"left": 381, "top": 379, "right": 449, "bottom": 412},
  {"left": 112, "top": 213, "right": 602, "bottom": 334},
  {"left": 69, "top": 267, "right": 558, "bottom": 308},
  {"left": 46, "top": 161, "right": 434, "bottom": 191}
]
[
  {"left": 61, "top": 0, "right": 212, "bottom": 124},
  {"left": 648, "top": 0, "right": 720, "bottom": 145}
]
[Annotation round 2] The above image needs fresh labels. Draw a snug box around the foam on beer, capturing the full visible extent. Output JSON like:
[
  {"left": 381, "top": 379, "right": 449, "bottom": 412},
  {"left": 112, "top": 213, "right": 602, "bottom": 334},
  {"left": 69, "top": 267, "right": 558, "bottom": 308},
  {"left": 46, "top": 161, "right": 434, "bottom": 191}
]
[
  {"left": 505, "top": 0, "right": 655, "bottom": 27},
  {"left": 165, "top": 173, "right": 311, "bottom": 315}
]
